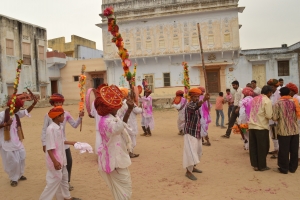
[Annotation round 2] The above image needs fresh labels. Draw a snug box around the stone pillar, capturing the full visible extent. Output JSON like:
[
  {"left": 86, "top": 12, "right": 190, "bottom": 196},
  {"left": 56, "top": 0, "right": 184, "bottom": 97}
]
[{"left": 220, "top": 66, "right": 227, "bottom": 92}]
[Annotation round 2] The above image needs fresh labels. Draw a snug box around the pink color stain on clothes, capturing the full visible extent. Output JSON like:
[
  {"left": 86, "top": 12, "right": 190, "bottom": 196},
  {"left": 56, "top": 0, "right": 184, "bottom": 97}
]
[{"left": 98, "top": 116, "right": 112, "bottom": 173}]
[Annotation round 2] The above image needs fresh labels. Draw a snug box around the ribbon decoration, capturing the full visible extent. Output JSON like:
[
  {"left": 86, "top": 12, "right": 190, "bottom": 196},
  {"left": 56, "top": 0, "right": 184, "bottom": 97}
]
[
  {"left": 9, "top": 59, "right": 23, "bottom": 116},
  {"left": 78, "top": 65, "right": 86, "bottom": 131},
  {"left": 103, "top": 6, "right": 137, "bottom": 98},
  {"left": 182, "top": 62, "right": 191, "bottom": 101}
]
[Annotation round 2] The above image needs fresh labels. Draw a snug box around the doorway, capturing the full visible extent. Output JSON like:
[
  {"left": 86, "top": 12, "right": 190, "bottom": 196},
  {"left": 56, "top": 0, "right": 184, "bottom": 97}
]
[
  {"left": 51, "top": 80, "right": 58, "bottom": 94},
  {"left": 252, "top": 65, "right": 266, "bottom": 88},
  {"left": 144, "top": 74, "right": 154, "bottom": 92},
  {"left": 206, "top": 70, "right": 220, "bottom": 93},
  {"left": 93, "top": 78, "right": 104, "bottom": 89}
]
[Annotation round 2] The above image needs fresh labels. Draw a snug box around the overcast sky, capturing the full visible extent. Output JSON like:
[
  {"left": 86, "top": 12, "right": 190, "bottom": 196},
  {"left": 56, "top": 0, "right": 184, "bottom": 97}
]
[{"left": 0, "top": 0, "right": 299, "bottom": 50}]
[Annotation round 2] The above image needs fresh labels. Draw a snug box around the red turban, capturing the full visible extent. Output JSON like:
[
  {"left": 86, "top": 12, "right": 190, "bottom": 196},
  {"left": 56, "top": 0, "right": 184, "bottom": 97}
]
[
  {"left": 286, "top": 83, "right": 298, "bottom": 94},
  {"left": 176, "top": 90, "right": 184, "bottom": 96},
  {"left": 94, "top": 84, "right": 123, "bottom": 116},
  {"left": 242, "top": 87, "right": 255, "bottom": 97},
  {"left": 7, "top": 97, "right": 24, "bottom": 108},
  {"left": 198, "top": 86, "right": 206, "bottom": 93},
  {"left": 267, "top": 79, "right": 280, "bottom": 87},
  {"left": 189, "top": 88, "right": 202, "bottom": 97},
  {"left": 48, "top": 106, "right": 64, "bottom": 119},
  {"left": 49, "top": 93, "right": 65, "bottom": 105}
]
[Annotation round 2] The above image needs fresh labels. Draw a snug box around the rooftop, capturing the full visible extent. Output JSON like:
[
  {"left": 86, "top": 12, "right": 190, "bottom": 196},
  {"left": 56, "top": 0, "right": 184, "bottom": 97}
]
[
  {"left": 241, "top": 42, "right": 300, "bottom": 55},
  {"left": 0, "top": 14, "right": 46, "bottom": 30}
]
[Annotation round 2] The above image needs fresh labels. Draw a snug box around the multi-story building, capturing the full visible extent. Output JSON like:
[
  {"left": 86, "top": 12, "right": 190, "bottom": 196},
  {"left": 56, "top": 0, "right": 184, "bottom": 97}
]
[
  {"left": 98, "top": 0, "right": 244, "bottom": 96},
  {"left": 0, "top": 14, "right": 47, "bottom": 104},
  {"left": 48, "top": 35, "right": 103, "bottom": 58}
]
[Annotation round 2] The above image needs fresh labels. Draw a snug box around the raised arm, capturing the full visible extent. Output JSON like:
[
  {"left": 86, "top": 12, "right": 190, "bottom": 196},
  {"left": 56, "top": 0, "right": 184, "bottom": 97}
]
[{"left": 65, "top": 111, "right": 82, "bottom": 128}]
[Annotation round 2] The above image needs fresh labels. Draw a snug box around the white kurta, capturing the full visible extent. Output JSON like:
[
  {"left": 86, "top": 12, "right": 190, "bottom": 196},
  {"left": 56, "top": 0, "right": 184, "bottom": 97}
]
[
  {"left": 0, "top": 109, "right": 30, "bottom": 182},
  {"left": 172, "top": 98, "right": 187, "bottom": 132},
  {"left": 117, "top": 100, "right": 142, "bottom": 149},
  {"left": 183, "top": 134, "right": 203, "bottom": 173},
  {"left": 140, "top": 96, "right": 155, "bottom": 130},
  {"left": 97, "top": 114, "right": 132, "bottom": 200},
  {"left": 91, "top": 101, "right": 102, "bottom": 153},
  {"left": 40, "top": 122, "right": 70, "bottom": 200},
  {"left": 41, "top": 111, "right": 81, "bottom": 150}
]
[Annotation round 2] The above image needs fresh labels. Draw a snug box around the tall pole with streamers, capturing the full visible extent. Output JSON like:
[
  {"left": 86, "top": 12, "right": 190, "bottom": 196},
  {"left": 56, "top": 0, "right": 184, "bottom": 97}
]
[
  {"left": 9, "top": 59, "right": 23, "bottom": 116},
  {"left": 182, "top": 62, "right": 191, "bottom": 101},
  {"left": 78, "top": 65, "right": 86, "bottom": 131}
]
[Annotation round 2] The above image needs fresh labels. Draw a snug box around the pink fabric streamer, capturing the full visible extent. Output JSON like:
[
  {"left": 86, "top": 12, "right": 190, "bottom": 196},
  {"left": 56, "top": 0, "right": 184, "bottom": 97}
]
[
  {"left": 243, "top": 97, "right": 253, "bottom": 122},
  {"left": 199, "top": 95, "right": 211, "bottom": 125}
]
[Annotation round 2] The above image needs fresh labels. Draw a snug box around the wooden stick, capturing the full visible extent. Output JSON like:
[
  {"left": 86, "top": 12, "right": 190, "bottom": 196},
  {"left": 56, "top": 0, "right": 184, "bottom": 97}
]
[{"left": 197, "top": 23, "right": 209, "bottom": 94}]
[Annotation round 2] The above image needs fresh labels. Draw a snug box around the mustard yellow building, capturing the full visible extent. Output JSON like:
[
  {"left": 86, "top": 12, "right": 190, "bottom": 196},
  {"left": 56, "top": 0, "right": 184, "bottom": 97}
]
[{"left": 48, "top": 35, "right": 96, "bottom": 58}]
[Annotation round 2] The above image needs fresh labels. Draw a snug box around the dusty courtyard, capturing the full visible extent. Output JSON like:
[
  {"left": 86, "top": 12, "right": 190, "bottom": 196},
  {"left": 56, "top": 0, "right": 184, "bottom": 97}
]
[{"left": 0, "top": 104, "right": 299, "bottom": 200}]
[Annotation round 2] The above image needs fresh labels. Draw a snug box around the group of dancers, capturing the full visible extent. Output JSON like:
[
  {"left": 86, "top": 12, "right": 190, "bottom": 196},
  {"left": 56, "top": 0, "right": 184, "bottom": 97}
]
[
  {"left": 173, "top": 77, "right": 300, "bottom": 181},
  {"left": 0, "top": 84, "right": 154, "bottom": 200}
]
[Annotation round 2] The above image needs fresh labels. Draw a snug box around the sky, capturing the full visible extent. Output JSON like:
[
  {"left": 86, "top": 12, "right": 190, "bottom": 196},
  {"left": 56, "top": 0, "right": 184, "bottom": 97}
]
[{"left": 0, "top": 0, "right": 299, "bottom": 50}]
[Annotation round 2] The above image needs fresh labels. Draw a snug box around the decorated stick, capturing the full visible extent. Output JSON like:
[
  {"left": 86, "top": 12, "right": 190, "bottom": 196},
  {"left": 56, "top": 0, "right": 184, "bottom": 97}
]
[
  {"left": 182, "top": 62, "right": 191, "bottom": 101},
  {"left": 103, "top": 6, "right": 137, "bottom": 99},
  {"left": 197, "top": 23, "right": 209, "bottom": 94},
  {"left": 9, "top": 59, "right": 23, "bottom": 116},
  {"left": 78, "top": 65, "right": 86, "bottom": 131}
]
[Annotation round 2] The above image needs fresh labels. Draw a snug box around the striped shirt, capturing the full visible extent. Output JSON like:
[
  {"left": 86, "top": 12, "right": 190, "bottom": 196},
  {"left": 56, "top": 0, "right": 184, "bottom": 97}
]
[{"left": 184, "top": 101, "right": 201, "bottom": 138}]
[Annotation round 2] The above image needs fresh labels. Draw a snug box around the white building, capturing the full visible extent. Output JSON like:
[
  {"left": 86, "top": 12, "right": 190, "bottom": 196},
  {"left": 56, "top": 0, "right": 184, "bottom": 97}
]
[
  {"left": 0, "top": 14, "right": 47, "bottom": 104},
  {"left": 233, "top": 42, "right": 300, "bottom": 89},
  {"left": 98, "top": 0, "right": 244, "bottom": 96}
]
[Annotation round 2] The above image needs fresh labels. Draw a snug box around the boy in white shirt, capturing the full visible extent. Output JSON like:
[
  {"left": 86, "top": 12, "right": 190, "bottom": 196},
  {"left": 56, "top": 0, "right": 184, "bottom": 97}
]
[{"left": 39, "top": 106, "right": 81, "bottom": 200}]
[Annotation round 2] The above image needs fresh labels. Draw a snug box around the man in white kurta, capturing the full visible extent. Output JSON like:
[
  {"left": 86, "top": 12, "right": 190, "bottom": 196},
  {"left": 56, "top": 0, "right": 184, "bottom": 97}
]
[
  {"left": 172, "top": 90, "right": 187, "bottom": 135},
  {"left": 118, "top": 97, "right": 142, "bottom": 158},
  {"left": 95, "top": 84, "right": 133, "bottom": 200},
  {"left": 0, "top": 96, "right": 37, "bottom": 187},
  {"left": 267, "top": 79, "right": 281, "bottom": 158},
  {"left": 140, "top": 89, "right": 155, "bottom": 137}
]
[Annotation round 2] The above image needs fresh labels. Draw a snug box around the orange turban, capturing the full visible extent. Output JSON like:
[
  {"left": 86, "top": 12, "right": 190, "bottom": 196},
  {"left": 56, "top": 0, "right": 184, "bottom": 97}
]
[
  {"left": 94, "top": 84, "right": 123, "bottom": 116},
  {"left": 242, "top": 87, "right": 255, "bottom": 97},
  {"left": 267, "top": 79, "right": 280, "bottom": 87},
  {"left": 286, "top": 83, "right": 298, "bottom": 94},
  {"left": 49, "top": 93, "right": 65, "bottom": 105},
  {"left": 198, "top": 86, "right": 206, "bottom": 93},
  {"left": 7, "top": 97, "right": 24, "bottom": 108},
  {"left": 48, "top": 106, "right": 64, "bottom": 119},
  {"left": 189, "top": 88, "right": 202, "bottom": 97},
  {"left": 119, "top": 87, "right": 129, "bottom": 97}
]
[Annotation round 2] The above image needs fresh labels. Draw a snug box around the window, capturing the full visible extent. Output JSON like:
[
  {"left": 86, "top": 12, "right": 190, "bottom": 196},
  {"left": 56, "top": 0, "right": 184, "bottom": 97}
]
[
  {"left": 224, "top": 33, "right": 231, "bottom": 43},
  {"left": 73, "top": 76, "right": 79, "bottom": 82},
  {"left": 163, "top": 73, "right": 171, "bottom": 87},
  {"left": 278, "top": 61, "right": 290, "bottom": 76},
  {"left": 6, "top": 39, "right": 14, "bottom": 56},
  {"left": 39, "top": 46, "right": 44, "bottom": 60},
  {"left": 208, "top": 35, "right": 214, "bottom": 45},
  {"left": 22, "top": 43, "right": 31, "bottom": 65}
]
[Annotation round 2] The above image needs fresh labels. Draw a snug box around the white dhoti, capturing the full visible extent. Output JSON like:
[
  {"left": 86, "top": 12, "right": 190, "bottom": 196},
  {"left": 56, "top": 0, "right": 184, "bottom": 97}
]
[
  {"left": 269, "top": 129, "right": 279, "bottom": 151},
  {"left": 129, "top": 134, "right": 136, "bottom": 150},
  {"left": 2, "top": 148, "right": 26, "bottom": 182},
  {"left": 95, "top": 130, "right": 101, "bottom": 154},
  {"left": 183, "top": 134, "right": 202, "bottom": 173},
  {"left": 141, "top": 116, "right": 154, "bottom": 130},
  {"left": 99, "top": 168, "right": 132, "bottom": 200},
  {"left": 39, "top": 166, "right": 71, "bottom": 200}
]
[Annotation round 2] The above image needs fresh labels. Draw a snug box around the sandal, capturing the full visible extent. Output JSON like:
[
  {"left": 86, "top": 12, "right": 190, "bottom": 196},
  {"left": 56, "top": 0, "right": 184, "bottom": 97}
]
[
  {"left": 192, "top": 168, "right": 203, "bottom": 173},
  {"left": 259, "top": 167, "right": 270, "bottom": 171},
  {"left": 129, "top": 153, "right": 139, "bottom": 158},
  {"left": 203, "top": 142, "right": 211, "bottom": 146},
  {"left": 221, "top": 134, "right": 230, "bottom": 138},
  {"left": 10, "top": 181, "right": 18, "bottom": 187},
  {"left": 270, "top": 155, "right": 277, "bottom": 159},
  {"left": 253, "top": 167, "right": 259, "bottom": 171},
  {"left": 19, "top": 176, "right": 27, "bottom": 181},
  {"left": 185, "top": 173, "right": 197, "bottom": 181},
  {"left": 145, "top": 134, "right": 151, "bottom": 137},
  {"left": 69, "top": 183, "right": 74, "bottom": 191},
  {"left": 140, "top": 133, "right": 147, "bottom": 136}
]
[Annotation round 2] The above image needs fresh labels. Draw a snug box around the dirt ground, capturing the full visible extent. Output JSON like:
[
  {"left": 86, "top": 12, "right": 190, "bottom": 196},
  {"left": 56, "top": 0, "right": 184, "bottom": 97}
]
[{"left": 0, "top": 104, "right": 299, "bottom": 200}]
